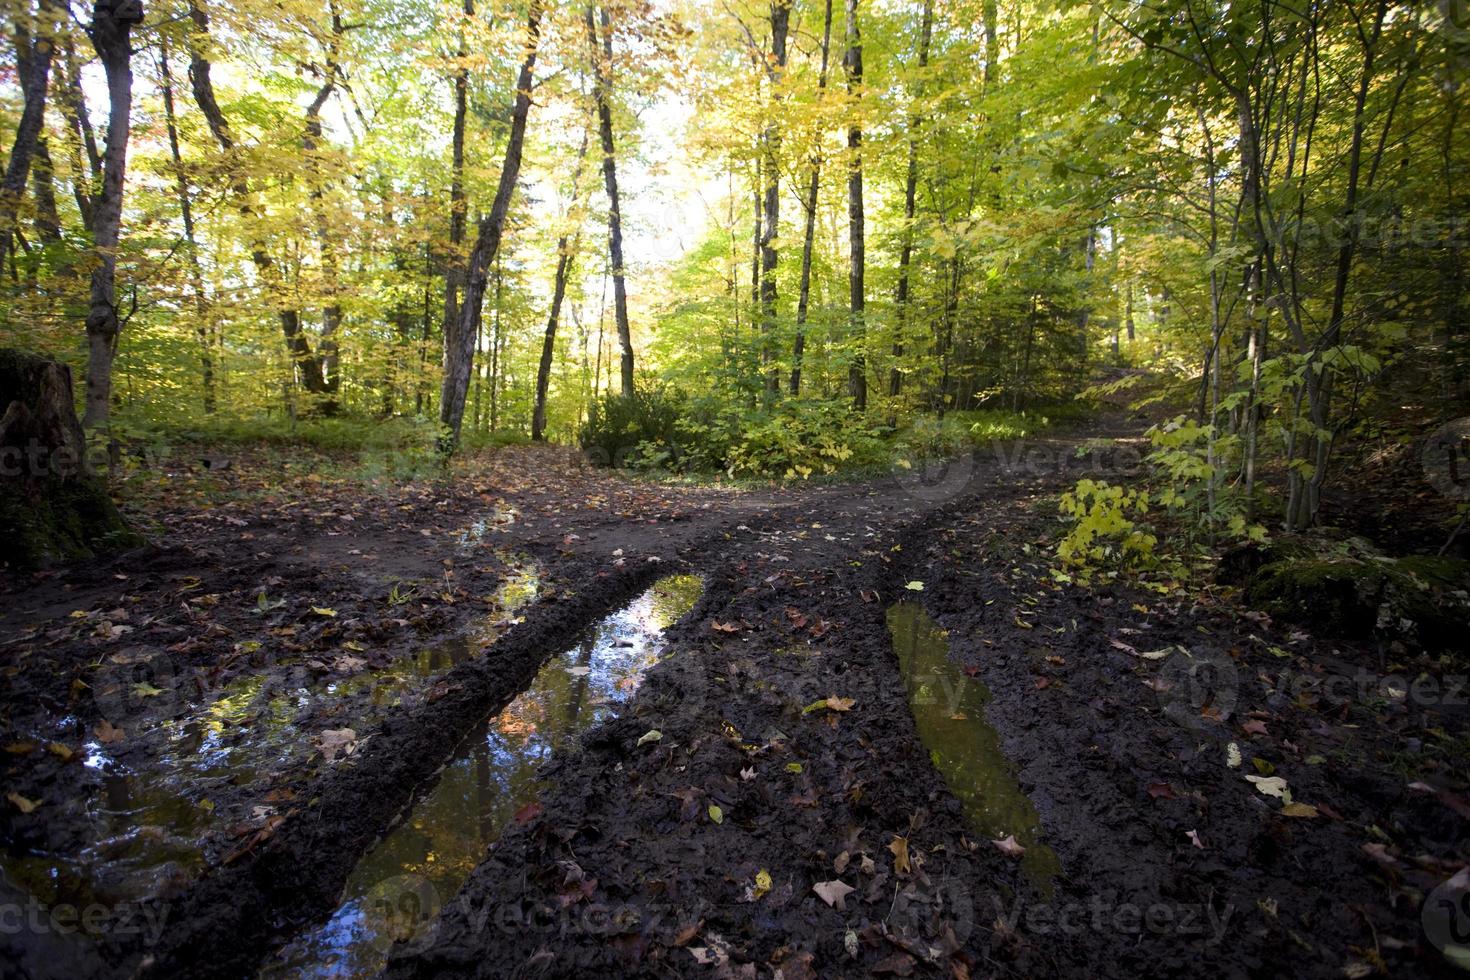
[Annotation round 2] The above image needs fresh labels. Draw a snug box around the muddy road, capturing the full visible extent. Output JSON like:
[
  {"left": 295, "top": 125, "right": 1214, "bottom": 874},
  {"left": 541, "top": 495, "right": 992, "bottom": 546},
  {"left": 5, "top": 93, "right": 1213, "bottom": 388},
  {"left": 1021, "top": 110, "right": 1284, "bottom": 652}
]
[{"left": 2, "top": 438, "right": 1466, "bottom": 978}]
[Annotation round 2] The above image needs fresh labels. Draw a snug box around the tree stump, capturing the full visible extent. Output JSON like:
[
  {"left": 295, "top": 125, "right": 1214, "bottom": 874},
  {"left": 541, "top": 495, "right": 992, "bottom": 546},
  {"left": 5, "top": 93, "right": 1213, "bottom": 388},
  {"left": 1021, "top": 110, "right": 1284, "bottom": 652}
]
[{"left": 0, "top": 349, "right": 141, "bottom": 570}]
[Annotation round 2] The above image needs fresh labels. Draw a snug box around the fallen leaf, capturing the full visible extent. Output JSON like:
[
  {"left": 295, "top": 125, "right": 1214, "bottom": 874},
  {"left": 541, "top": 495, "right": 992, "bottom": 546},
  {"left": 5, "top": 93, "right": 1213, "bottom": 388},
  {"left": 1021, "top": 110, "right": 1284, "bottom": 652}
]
[
  {"left": 311, "top": 606, "right": 338, "bottom": 617},
  {"left": 46, "top": 742, "right": 75, "bottom": 762},
  {"left": 752, "top": 869, "right": 772, "bottom": 900},
  {"left": 132, "top": 681, "right": 163, "bottom": 698},
  {"left": 6, "top": 792, "right": 40, "bottom": 814},
  {"left": 637, "top": 729, "right": 663, "bottom": 747},
  {"left": 317, "top": 728, "right": 357, "bottom": 761},
  {"left": 1245, "top": 774, "right": 1291, "bottom": 802},
  {"left": 904, "top": 581, "right": 924, "bottom": 591},
  {"left": 889, "top": 836, "right": 911, "bottom": 874},
  {"left": 708, "top": 804, "right": 724, "bottom": 824},
  {"left": 94, "top": 720, "right": 124, "bottom": 744},
  {"left": 1186, "top": 829, "right": 1205, "bottom": 849},
  {"left": 1146, "top": 782, "right": 1176, "bottom": 800},
  {"left": 711, "top": 620, "right": 743, "bottom": 633},
  {"left": 1280, "top": 802, "right": 1320, "bottom": 818},
  {"left": 871, "top": 952, "right": 917, "bottom": 976},
  {"left": 1241, "top": 719, "right": 1270, "bottom": 736},
  {"left": 992, "top": 835, "right": 1026, "bottom": 859},
  {"left": 812, "top": 879, "right": 855, "bottom": 910}
]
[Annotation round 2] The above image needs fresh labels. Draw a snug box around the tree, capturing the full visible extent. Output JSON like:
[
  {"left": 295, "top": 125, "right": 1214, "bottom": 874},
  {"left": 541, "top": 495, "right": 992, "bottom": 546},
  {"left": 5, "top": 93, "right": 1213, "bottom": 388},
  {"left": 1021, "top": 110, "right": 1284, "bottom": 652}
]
[
  {"left": 0, "top": 0, "right": 59, "bottom": 273},
  {"left": 844, "top": 0, "right": 866, "bottom": 410},
  {"left": 80, "top": 0, "right": 142, "bottom": 430},
  {"left": 586, "top": 2, "right": 634, "bottom": 398},
  {"left": 439, "top": 0, "right": 543, "bottom": 449}
]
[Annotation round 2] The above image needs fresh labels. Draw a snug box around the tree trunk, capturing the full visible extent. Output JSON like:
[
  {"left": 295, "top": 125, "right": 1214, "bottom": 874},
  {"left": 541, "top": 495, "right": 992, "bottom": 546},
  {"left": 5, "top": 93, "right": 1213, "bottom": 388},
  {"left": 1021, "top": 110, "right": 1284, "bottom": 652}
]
[
  {"left": 82, "top": 0, "right": 140, "bottom": 431},
  {"left": 844, "top": 0, "right": 866, "bottom": 411},
  {"left": 439, "top": 0, "right": 542, "bottom": 449},
  {"left": 586, "top": 3, "right": 634, "bottom": 397},
  {"left": 0, "top": 350, "right": 140, "bottom": 569},
  {"left": 533, "top": 130, "right": 590, "bottom": 441},
  {"left": 159, "top": 38, "right": 213, "bottom": 413},
  {"left": 59, "top": 40, "right": 99, "bottom": 231},
  {"left": 0, "top": 0, "right": 59, "bottom": 271},
  {"left": 30, "top": 137, "right": 61, "bottom": 246},
  {"left": 303, "top": 78, "right": 342, "bottom": 410},
  {"left": 443, "top": 0, "right": 473, "bottom": 357},
  {"left": 790, "top": 0, "right": 833, "bottom": 397},
  {"left": 890, "top": 0, "right": 932, "bottom": 400},
  {"left": 758, "top": 0, "right": 790, "bottom": 402}
]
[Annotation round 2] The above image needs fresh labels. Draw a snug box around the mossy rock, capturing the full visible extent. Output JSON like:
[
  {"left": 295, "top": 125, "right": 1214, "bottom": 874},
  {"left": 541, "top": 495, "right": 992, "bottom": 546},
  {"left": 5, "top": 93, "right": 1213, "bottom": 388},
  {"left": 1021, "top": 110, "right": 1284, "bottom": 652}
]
[
  {"left": 0, "top": 349, "right": 144, "bottom": 571},
  {"left": 1246, "top": 553, "right": 1470, "bottom": 651}
]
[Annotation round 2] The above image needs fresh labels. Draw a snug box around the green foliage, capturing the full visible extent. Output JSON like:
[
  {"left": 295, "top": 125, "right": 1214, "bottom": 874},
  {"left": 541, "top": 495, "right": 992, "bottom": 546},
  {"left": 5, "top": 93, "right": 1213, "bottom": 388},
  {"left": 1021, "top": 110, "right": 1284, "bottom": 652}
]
[
  {"left": 1056, "top": 479, "right": 1158, "bottom": 579},
  {"left": 722, "top": 400, "right": 879, "bottom": 479},
  {"left": 1146, "top": 416, "right": 1267, "bottom": 546},
  {"left": 578, "top": 385, "right": 685, "bottom": 468}
]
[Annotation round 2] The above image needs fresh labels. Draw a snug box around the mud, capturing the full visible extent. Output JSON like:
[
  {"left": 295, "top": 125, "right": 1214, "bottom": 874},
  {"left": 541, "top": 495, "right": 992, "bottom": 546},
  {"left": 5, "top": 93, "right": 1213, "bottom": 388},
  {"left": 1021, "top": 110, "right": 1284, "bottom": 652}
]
[{"left": 2, "top": 436, "right": 1466, "bottom": 979}]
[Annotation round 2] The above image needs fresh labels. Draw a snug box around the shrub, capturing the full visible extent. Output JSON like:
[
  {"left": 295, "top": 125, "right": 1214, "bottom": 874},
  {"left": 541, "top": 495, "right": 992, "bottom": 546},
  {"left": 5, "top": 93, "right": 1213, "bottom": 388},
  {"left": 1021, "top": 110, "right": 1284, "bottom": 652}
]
[
  {"left": 1056, "top": 479, "right": 1158, "bottom": 578},
  {"left": 579, "top": 384, "right": 685, "bottom": 468}
]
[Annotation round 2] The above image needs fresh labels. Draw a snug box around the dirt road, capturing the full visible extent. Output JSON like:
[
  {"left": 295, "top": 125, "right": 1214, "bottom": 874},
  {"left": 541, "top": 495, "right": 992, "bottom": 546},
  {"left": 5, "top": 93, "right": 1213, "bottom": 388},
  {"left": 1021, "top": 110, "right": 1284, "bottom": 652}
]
[{"left": 1, "top": 437, "right": 1465, "bottom": 978}]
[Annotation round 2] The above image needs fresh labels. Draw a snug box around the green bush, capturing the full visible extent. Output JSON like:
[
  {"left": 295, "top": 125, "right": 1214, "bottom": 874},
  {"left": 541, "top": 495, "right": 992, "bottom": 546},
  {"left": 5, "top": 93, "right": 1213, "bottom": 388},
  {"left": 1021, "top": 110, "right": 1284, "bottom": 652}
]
[{"left": 579, "top": 384, "right": 685, "bottom": 468}]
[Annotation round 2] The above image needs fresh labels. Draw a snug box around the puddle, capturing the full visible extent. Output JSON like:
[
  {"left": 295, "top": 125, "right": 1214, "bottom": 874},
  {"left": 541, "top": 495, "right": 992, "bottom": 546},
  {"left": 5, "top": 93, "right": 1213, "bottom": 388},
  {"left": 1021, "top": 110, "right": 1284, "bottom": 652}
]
[
  {"left": 887, "top": 601, "right": 1061, "bottom": 888},
  {"left": 261, "top": 573, "right": 704, "bottom": 979},
  {"left": 1, "top": 559, "right": 544, "bottom": 913},
  {"left": 457, "top": 505, "right": 519, "bottom": 551}
]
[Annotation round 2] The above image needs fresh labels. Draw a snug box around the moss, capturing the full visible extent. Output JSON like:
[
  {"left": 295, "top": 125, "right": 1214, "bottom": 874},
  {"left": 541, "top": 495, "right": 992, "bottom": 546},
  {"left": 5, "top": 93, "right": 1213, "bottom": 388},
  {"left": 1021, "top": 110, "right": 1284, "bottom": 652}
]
[
  {"left": 1246, "top": 553, "right": 1470, "bottom": 651},
  {"left": 0, "top": 474, "right": 144, "bottom": 571}
]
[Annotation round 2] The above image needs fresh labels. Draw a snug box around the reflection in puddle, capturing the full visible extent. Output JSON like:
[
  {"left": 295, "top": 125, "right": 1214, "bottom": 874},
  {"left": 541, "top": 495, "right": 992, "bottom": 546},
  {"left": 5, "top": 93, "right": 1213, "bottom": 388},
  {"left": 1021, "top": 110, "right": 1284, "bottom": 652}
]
[
  {"left": 887, "top": 602, "right": 1061, "bottom": 889},
  {"left": 262, "top": 574, "right": 704, "bottom": 979},
  {"left": 457, "top": 505, "right": 519, "bottom": 551},
  {"left": 0, "top": 559, "right": 544, "bottom": 913}
]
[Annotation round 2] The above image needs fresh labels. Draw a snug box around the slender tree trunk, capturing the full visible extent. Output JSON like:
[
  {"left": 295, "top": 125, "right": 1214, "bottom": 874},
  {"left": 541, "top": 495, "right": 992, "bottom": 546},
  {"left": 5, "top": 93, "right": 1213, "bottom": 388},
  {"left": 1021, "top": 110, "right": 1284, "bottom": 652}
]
[
  {"left": 303, "top": 79, "right": 342, "bottom": 410},
  {"left": 59, "top": 41, "right": 99, "bottom": 231},
  {"left": 534, "top": 130, "right": 590, "bottom": 441},
  {"left": 890, "top": 0, "right": 932, "bottom": 400},
  {"left": 443, "top": 0, "right": 473, "bottom": 357},
  {"left": 758, "top": 0, "right": 790, "bottom": 402},
  {"left": 1303, "top": 0, "right": 1387, "bottom": 524},
  {"left": 791, "top": 0, "right": 833, "bottom": 397},
  {"left": 586, "top": 3, "right": 634, "bottom": 397},
  {"left": 0, "top": 0, "right": 59, "bottom": 271},
  {"left": 159, "top": 39, "right": 213, "bottom": 413},
  {"left": 439, "top": 0, "right": 542, "bottom": 448},
  {"left": 30, "top": 138, "right": 60, "bottom": 244},
  {"left": 844, "top": 0, "right": 866, "bottom": 411},
  {"left": 81, "top": 0, "right": 139, "bottom": 430}
]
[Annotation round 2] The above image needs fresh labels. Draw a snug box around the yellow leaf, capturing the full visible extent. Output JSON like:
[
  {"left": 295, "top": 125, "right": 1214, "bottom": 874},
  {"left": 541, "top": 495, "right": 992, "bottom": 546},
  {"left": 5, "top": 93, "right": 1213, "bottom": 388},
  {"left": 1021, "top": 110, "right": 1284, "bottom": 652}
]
[
  {"left": 753, "top": 869, "right": 772, "bottom": 899},
  {"left": 1280, "top": 802, "right": 1320, "bottom": 818},
  {"left": 708, "top": 804, "right": 724, "bottom": 824},
  {"left": 312, "top": 606, "right": 338, "bottom": 617},
  {"left": 6, "top": 792, "right": 40, "bottom": 813},
  {"left": 889, "top": 836, "right": 911, "bottom": 874}
]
